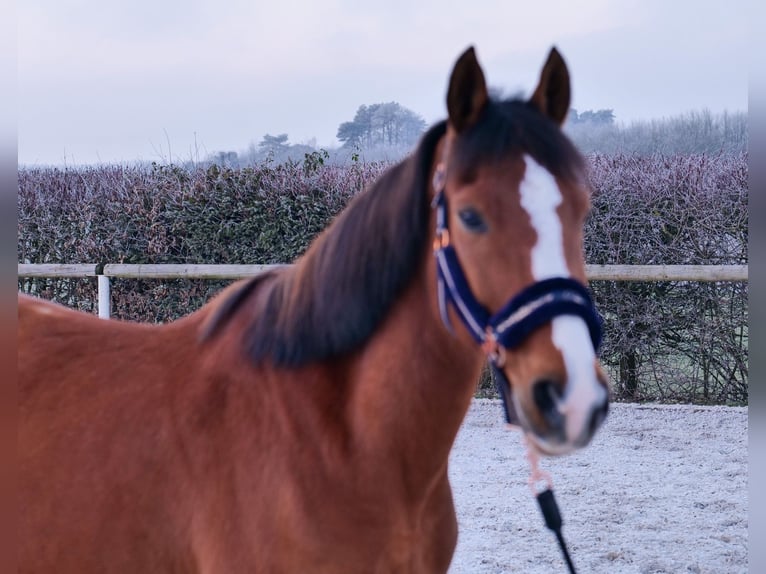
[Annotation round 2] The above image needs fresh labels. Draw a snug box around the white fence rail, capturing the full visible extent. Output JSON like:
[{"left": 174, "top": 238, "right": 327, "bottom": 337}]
[{"left": 18, "top": 263, "right": 749, "bottom": 320}]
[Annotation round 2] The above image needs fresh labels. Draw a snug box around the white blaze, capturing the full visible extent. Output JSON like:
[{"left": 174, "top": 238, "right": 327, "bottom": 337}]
[{"left": 518, "top": 155, "right": 605, "bottom": 443}]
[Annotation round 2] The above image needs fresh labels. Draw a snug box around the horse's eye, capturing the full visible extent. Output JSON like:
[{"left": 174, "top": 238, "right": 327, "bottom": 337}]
[{"left": 458, "top": 208, "right": 488, "bottom": 233}]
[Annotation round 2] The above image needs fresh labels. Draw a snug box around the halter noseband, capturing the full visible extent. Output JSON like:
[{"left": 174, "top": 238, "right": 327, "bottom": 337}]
[{"left": 431, "top": 165, "right": 603, "bottom": 425}]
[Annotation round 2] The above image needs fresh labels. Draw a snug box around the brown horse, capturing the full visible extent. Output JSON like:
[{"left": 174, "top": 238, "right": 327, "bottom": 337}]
[{"left": 19, "top": 47, "right": 609, "bottom": 573}]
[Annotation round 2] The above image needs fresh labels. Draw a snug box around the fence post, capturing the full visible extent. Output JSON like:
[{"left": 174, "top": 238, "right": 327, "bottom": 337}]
[{"left": 98, "top": 275, "right": 111, "bottom": 319}]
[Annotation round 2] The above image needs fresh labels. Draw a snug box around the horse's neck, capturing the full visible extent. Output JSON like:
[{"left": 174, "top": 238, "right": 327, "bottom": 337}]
[{"left": 348, "top": 255, "right": 484, "bottom": 492}]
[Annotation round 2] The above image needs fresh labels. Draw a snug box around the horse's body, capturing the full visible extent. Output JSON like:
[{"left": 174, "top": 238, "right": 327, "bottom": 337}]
[
  {"left": 20, "top": 276, "right": 469, "bottom": 572},
  {"left": 19, "top": 47, "right": 609, "bottom": 573}
]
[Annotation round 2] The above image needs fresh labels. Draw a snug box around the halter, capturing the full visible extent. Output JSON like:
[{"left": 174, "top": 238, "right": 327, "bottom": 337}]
[{"left": 431, "top": 164, "right": 603, "bottom": 425}]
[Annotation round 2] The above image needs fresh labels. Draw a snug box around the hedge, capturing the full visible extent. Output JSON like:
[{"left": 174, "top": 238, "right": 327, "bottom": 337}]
[{"left": 18, "top": 153, "right": 748, "bottom": 404}]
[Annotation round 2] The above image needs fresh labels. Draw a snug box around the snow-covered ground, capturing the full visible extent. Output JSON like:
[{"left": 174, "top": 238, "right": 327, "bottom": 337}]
[{"left": 448, "top": 400, "right": 748, "bottom": 573}]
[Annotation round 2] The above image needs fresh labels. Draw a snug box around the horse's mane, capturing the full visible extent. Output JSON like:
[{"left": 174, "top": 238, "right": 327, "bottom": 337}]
[
  {"left": 202, "top": 121, "right": 447, "bottom": 366},
  {"left": 202, "top": 97, "right": 586, "bottom": 367}
]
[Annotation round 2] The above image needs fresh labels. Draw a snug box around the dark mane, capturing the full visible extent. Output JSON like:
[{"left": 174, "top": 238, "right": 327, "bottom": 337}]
[
  {"left": 453, "top": 98, "right": 586, "bottom": 183},
  {"left": 203, "top": 122, "right": 446, "bottom": 366}
]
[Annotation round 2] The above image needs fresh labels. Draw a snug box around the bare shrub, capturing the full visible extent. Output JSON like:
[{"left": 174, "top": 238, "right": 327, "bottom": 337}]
[{"left": 585, "top": 154, "right": 748, "bottom": 404}]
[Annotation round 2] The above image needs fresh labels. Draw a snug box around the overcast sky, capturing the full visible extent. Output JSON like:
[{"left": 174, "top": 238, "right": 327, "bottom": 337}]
[{"left": 18, "top": 0, "right": 747, "bottom": 166}]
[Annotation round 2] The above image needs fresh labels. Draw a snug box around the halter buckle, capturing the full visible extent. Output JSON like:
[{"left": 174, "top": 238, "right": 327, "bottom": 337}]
[
  {"left": 432, "top": 229, "right": 450, "bottom": 251},
  {"left": 432, "top": 163, "right": 446, "bottom": 192}
]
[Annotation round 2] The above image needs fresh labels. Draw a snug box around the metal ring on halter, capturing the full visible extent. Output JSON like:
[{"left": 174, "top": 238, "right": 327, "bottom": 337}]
[{"left": 481, "top": 329, "right": 506, "bottom": 368}]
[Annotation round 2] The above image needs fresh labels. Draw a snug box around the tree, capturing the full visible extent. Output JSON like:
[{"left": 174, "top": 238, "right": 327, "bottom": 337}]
[
  {"left": 210, "top": 150, "right": 239, "bottom": 167},
  {"left": 568, "top": 108, "right": 615, "bottom": 126},
  {"left": 337, "top": 102, "right": 426, "bottom": 149},
  {"left": 258, "top": 133, "right": 290, "bottom": 157}
]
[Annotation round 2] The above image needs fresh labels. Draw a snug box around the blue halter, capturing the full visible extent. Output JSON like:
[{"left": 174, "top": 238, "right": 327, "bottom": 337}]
[{"left": 431, "top": 172, "right": 603, "bottom": 425}]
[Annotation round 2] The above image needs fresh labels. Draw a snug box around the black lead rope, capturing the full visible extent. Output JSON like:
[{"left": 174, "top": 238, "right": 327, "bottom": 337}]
[{"left": 536, "top": 488, "right": 577, "bottom": 574}]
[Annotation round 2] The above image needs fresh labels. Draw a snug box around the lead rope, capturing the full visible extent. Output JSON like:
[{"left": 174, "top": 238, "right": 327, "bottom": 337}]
[{"left": 524, "top": 435, "right": 577, "bottom": 574}]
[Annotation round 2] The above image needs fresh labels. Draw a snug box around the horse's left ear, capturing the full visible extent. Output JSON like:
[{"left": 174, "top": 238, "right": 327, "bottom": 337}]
[
  {"left": 529, "top": 47, "right": 571, "bottom": 126},
  {"left": 447, "top": 46, "right": 489, "bottom": 133}
]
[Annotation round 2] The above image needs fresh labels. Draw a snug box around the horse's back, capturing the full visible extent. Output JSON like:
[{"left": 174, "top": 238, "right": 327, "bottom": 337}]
[
  {"left": 18, "top": 293, "right": 89, "bottom": 349},
  {"left": 18, "top": 294, "right": 204, "bottom": 572},
  {"left": 19, "top": 293, "right": 174, "bottom": 395}
]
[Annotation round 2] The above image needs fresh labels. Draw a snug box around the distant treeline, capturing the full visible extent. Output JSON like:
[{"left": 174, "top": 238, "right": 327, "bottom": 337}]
[
  {"left": 195, "top": 107, "right": 746, "bottom": 169},
  {"left": 18, "top": 152, "right": 748, "bottom": 405},
  {"left": 565, "top": 109, "right": 747, "bottom": 155}
]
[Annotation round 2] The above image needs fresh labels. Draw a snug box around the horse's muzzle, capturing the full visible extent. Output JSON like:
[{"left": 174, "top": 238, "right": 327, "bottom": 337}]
[{"left": 498, "top": 363, "right": 609, "bottom": 456}]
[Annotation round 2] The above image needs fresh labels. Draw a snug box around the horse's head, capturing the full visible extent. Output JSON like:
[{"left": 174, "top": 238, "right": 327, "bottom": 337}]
[{"left": 434, "top": 47, "right": 609, "bottom": 456}]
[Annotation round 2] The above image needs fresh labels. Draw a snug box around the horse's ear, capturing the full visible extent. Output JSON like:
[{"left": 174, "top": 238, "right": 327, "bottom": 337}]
[
  {"left": 447, "top": 46, "right": 488, "bottom": 133},
  {"left": 529, "top": 47, "right": 571, "bottom": 126}
]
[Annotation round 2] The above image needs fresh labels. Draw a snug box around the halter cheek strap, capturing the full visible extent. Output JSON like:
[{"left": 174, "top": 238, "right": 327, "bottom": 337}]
[{"left": 431, "top": 177, "right": 603, "bottom": 425}]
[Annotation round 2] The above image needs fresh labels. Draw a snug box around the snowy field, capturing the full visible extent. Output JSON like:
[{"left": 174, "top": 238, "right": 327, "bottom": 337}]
[{"left": 448, "top": 400, "right": 748, "bottom": 573}]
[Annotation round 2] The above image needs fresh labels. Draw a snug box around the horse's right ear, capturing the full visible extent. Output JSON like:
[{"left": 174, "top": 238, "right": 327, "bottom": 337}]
[
  {"left": 529, "top": 47, "right": 571, "bottom": 126},
  {"left": 447, "top": 47, "right": 488, "bottom": 133}
]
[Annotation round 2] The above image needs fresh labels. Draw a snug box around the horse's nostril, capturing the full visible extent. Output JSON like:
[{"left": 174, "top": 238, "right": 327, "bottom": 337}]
[{"left": 532, "top": 379, "right": 564, "bottom": 425}]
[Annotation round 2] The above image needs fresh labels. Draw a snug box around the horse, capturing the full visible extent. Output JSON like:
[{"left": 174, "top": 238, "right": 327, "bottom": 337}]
[{"left": 18, "top": 46, "right": 609, "bottom": 573}]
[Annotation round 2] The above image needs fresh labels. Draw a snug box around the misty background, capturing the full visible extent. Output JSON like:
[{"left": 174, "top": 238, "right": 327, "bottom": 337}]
[
  {"left": 18, "top": 0, "right": 747, "bottom": 166},
  {"left": 17, "top": 0, "right": 750, "bottom": 408}
]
